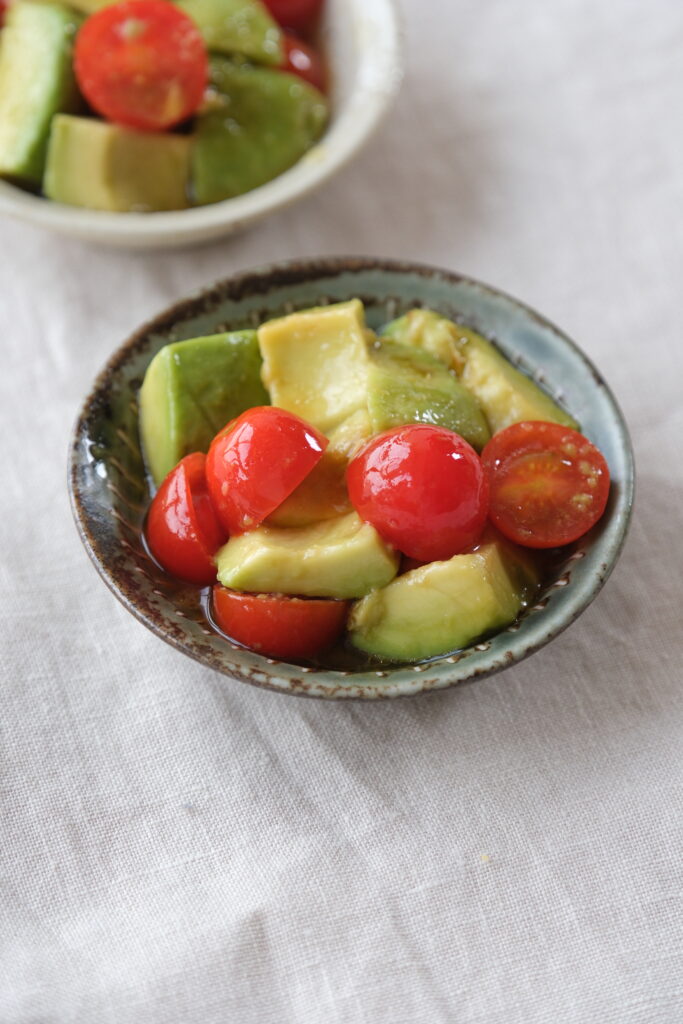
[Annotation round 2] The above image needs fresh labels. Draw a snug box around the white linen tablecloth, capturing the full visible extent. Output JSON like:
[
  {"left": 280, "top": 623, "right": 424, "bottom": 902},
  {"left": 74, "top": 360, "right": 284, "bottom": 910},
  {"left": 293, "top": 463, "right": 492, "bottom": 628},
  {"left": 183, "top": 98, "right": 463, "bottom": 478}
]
[{"left": 1, "top": 1, "right": 682, "bottom": 1021}]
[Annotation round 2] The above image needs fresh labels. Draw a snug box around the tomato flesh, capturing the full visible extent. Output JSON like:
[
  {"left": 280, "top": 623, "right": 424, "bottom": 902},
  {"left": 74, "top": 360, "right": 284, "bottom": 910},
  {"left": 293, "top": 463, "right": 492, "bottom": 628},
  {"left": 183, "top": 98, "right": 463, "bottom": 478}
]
[
  {"left": 263, "top": 0, "right": 323, "bottom": 34},
  {"left": 481, "top": 421, "right": 611, "bottom": 548},
  {"left": 281, "top": 32, "right": 326, "bottom": 92},
  {"left": 74, "top": 0, "right": 208, "bottom": 131},
  {"left": 146, "top": 453, "right": 226, "bottom": 584},
  {"left": 205, "top": 406, "right": 328, "bottom": 535},
  {"left": 347, "top": 425, "right": 489, "bottom": 562},
  {"left": 212, "top": 587, "right": 348, "bottom": 660}
]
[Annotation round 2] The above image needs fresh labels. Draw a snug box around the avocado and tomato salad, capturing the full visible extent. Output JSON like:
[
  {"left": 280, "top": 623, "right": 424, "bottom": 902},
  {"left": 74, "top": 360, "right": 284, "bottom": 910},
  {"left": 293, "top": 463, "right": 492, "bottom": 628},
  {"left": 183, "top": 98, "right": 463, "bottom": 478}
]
[
  {"left": 0, "top": 0, "right": 327, "bottom": 211},
  {"left": 137, "top": 300, "right": 611, "bottom": 667}
]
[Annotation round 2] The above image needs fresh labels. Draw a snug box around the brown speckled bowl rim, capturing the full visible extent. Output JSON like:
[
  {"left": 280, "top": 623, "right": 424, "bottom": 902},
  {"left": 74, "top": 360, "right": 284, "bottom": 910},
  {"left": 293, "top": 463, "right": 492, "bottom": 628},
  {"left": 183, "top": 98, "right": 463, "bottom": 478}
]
[{"left": 69, "top": 257, "right": 635, "bottom": 699}]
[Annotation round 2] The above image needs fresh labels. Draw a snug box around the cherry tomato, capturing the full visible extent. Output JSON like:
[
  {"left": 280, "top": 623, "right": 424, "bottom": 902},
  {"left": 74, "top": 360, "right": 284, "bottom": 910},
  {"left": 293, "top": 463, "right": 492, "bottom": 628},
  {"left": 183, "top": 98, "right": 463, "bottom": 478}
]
[
  {"left": 481, "top": 421, "right": 611, "bottom": 548},
  {"left": 146, "top": 453, "right": 226, "bottom": 584},
  {"left": 347, "top": 425, "right": 489, "bottom": 562},
  {"left": 281, "top": 32, "right": 326, "bottom": 92},
  {"left": 74, "top": 0, "right": 208, "bottom": 132},
  {"left": 206, "top": 407, "right": 328, "bottom": 535},
  {"left": 212, "top": 587, "right": 348, "bottom": 660},
  {"left": 264, "top": 0, "right": 323, "bottom": 34},
  {"left": 0, "top": 1, "right": 10, "bottom": 28}
]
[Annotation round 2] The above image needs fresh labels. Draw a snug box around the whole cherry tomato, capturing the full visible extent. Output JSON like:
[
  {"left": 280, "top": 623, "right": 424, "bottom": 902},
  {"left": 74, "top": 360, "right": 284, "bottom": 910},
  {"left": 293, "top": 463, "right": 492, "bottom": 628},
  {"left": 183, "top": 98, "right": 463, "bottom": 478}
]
[
  {"left": 205, "top": 406, "right": 328, "bottom": 535},
  {"left": 74, "top": 0, "right": 208, "bottom": 131},
  {"left": 263, "top": 0, "right": 323, "bottom": 34},
  {"left": 212, "top": 587, "right": 348, "bottom": 661},
  {"left": 347, "top": 425, "right": 489, "bottom": 562},
  {"left": 281, "top": 32, "right": 326, "bottom": 92},
  {"left": 481, "top": 421, "right": 611, "bottom": 548},
  {"left": 146, "top": 453, "right": 226, "bottom": 584}
]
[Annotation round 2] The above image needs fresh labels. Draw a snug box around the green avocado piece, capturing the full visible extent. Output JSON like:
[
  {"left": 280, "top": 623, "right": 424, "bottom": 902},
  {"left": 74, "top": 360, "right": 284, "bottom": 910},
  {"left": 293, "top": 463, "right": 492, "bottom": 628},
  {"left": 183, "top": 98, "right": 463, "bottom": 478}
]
[
  {"left": 383, "top": 310, "right": 579, "bottom": 434},
  {"left": 177, "top": 0, "right": 283, "bottom": 64},
  {"left": 367, "top": 338, "right": 491, "bottom": 451},
  {"left": 139, "top": 330, "right": 269, "bottom": 487},
  {"left": 192, "top": 57, "right": 328, "bottom": 204},
  {"left": 0, "top": 2, "right": 81, "bottom": 186},
  {"left": 348, "top": 533, "right": 540, "bottom": 662},
  {"left": 259, "top": 300, "right": 371, "bottom": 434},
  {"left": 382, "top": 308, "right": 468, "bottom": 372},
  {"left": 215, "top": 512, "right": 400, "bottom": 600},
  {"left": 44, "top": 115, "right": 191, "bottom": 212}
]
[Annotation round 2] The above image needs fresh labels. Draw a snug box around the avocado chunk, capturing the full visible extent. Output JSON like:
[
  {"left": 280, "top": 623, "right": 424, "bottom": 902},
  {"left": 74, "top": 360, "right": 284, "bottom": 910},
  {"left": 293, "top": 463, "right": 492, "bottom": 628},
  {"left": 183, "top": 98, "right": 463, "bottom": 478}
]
[
  {"left": 348, "top": 533, "right": 540, "bottom": 662},
  {"left": 383, "top": 310, "right": 579, "bottom": 434},
  {"left": 192, "top": 57, "right": 328, "bottom": 204},
  {"left": 0, "top": 2, "right": 81, "bottom": 186},
  {"left": 367, "top": 338, "right": 491, "bottom": 451},
  {"left": 139, "top": 330, "right": 268, "bottom": 487},
  {"left": 259, "top": 300, "right": 371, "bottom": 434},
  {"left": 177, "top": 0, "right": 283, "bottom": 65},
  {"left": 215, "top": 512, "right": 399, "bottom": 599},
  {"left": 44, "top": 115, "right": 191, "bottom": 212},
  {"left": 382, "top": 308, "right": 468, "bottom": 373}
]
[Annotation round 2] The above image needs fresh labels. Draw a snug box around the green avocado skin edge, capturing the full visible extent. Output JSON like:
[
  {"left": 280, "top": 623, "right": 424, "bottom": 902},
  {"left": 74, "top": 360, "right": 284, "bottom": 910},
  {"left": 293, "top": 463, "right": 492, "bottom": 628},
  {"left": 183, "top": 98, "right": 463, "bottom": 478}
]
[
  {"left": 0, "top": 2, "right": 82, "bottom": 187},
  {"left": 139, "top": 331, "right": 268, "bottom": 488}
]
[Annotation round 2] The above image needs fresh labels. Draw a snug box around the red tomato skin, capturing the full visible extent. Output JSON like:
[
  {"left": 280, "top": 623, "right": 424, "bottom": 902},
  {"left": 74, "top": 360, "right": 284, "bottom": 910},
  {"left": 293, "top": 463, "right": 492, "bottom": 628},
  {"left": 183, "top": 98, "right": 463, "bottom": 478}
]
[
  {"left": 212, "top": 587, "right": 348, "bottom": 660},
  {"left": 481, "top": 421, "right": 611, "bottom": 549},
  {"left": 281, "top": 32, "right": 326, "bottom": 91},
  {"left": 205, "top": 406, "right": 328, "bottom": 536},
  {"left": 146, "top": 453, "right": 226, "bottom": 585},
  {"left": 74, "top": 0, "right": 208, "bottom": 131},
  {"left": 263, "top": 0, "right": 323, "bottom": 34},
  {"left": 347, "top": 425, "right": 489, "bottom": 562}
]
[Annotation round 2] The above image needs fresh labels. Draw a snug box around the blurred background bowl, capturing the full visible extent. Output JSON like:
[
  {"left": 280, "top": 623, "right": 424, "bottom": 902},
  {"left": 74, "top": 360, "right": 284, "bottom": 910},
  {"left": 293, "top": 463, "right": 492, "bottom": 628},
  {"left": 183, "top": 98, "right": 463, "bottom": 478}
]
[
  {"left": 0, "top": 0, "right": 402, "bottom": 249},
  {"left": 69, "top": 257, "right": 635, "bottom": 699}
]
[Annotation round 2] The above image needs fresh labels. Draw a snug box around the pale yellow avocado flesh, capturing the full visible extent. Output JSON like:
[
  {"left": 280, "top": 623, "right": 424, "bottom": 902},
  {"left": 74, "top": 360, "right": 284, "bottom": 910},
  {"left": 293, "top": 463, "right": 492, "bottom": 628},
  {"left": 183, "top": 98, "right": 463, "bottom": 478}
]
[
  {"left": 258, "top": 300, "right": 371, "bottom": 435},
  {"left": 348, "top": 535, "right": 540, "bottom": 662},
  {"left": 383, "top": 309, "right": 579, "bottom": 434},
  {"left": 215, "top": 512, "right": 399, "bottom": 600},
  {"left": 44, "top": 115, "right": 191, "bottom": 212}
]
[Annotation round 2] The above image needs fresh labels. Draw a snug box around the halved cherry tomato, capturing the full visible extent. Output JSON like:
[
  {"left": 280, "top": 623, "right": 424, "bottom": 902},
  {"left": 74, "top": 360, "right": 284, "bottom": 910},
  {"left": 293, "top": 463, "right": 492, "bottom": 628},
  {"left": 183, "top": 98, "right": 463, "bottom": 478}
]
[
  {"left": 212, "top": 587, "right": 348, "bottom": 660},
  {"left": 347, "top": 425, "right": 489, "bottom": 562},
  {"left": 263, "top": 0, "right": 323, "bottom": 34},
  {"left": 74, "top": 0, "right": 208, "bottom": 131},
  {"left": 146, "top": 453, "right": 226, "bottom": 584},
  {"left": 481, "top": 421, "right": 610, "bottom": 548},
  {"left": 281, "top": 32, "right": 326, "bottom": 92},
  {"left": 205, "top": 407, "right": 328, "bottom": 535}
]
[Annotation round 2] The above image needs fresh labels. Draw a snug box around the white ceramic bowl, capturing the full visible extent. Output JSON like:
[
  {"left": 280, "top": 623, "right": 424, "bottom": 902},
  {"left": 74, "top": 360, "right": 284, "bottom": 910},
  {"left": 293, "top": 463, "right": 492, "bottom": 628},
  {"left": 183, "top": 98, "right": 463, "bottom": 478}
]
[{"left": 0, "top": 0, "right": 402, "bottom": 248}]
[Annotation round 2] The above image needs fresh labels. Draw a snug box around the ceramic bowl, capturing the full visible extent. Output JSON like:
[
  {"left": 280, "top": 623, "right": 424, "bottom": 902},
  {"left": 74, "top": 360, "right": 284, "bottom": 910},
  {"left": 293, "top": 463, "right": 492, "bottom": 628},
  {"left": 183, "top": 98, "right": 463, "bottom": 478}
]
[
  {"left": 69, "top": 257, "right": 635, "bottom": 699},
  {"left": 0, "top": 0, "right": 401, "bottom": 249}
]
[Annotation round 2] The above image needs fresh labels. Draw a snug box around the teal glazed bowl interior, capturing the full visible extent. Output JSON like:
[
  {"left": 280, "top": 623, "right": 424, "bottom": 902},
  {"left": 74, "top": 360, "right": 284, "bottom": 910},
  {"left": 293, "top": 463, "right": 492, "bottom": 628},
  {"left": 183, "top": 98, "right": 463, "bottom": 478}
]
[{"left": 69, "top": 258, "right": 634, "bottom": 699}]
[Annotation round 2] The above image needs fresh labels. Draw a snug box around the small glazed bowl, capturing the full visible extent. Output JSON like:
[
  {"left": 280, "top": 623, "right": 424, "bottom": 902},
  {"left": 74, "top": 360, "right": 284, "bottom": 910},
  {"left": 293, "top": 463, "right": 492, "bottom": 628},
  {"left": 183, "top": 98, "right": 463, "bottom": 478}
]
[
  {"left": 0, "top": 0, "right": 401, "bottom": 249},
  {"left": 69, "top": 257, "right": 634, "bottom": 699}
]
